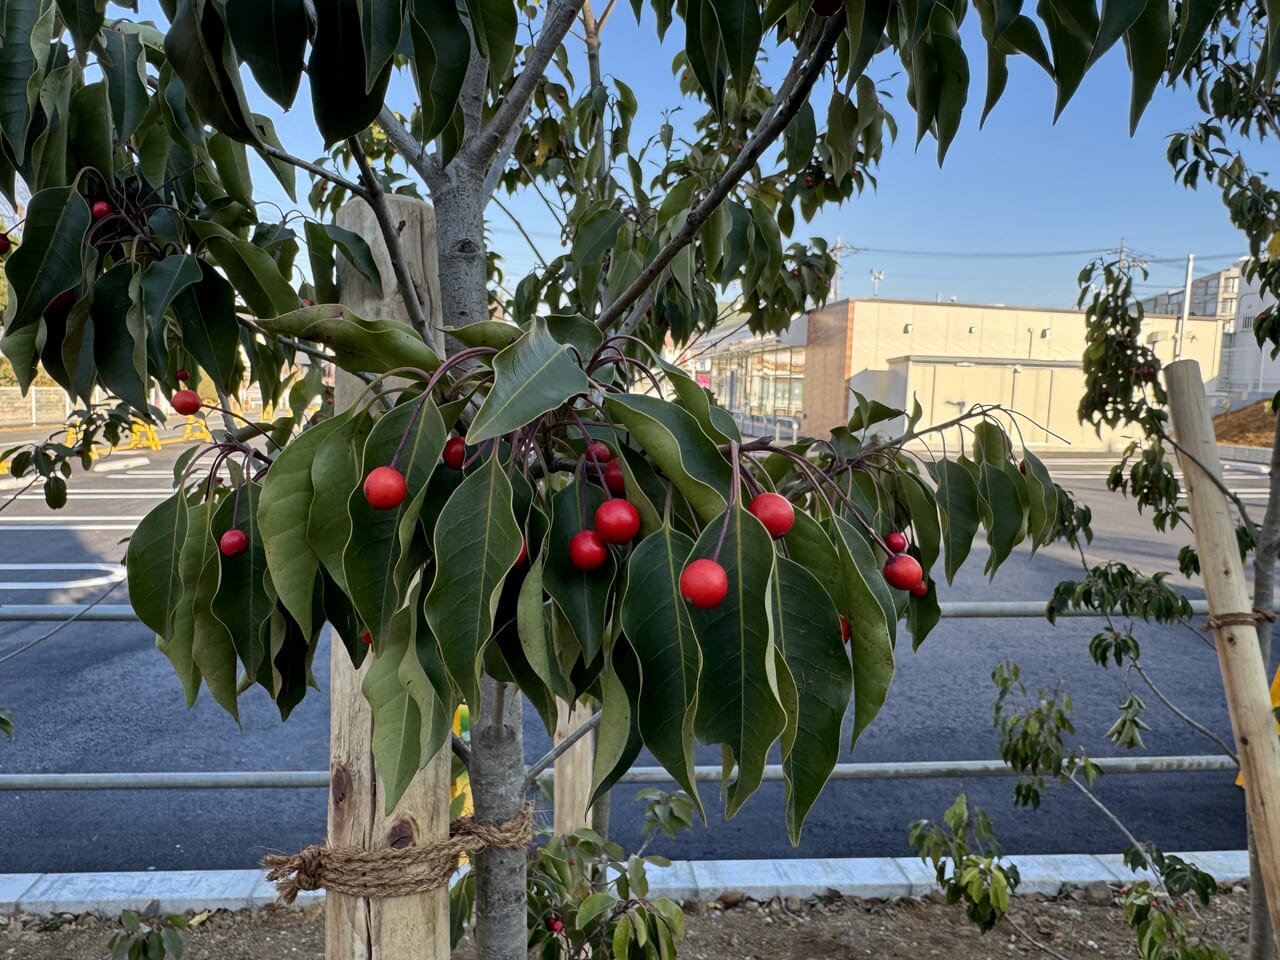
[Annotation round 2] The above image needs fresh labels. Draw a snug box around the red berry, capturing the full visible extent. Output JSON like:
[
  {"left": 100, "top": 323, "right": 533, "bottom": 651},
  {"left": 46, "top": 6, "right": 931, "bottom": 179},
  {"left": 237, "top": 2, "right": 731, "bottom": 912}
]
[
  {"left": 360, "top": 631, "right": 373, "bottom": 645},
  {"left": 172, "top": 389, "right": 201, "bottom": 415},
  {"left": 1018, "top": 459, "right": 1027, "bottom": 475},
  {"left": 910, "top": 580, "right": 929, "bottom": 597},
  {"left": 885, "top": 531, "right": 908, "bottom": 553},
  {"left": 175, "top": 368, "right": 189, "bottom": 382},
  {"left": 747, "top": 492, "right": 794, "bottom": 538},
  {"left": 595, "top": 498, "right": 641, "bottom": 544},
  {"left": 680, "top": 558, "right": 729, "bottom": 609},
  {"left": 302, "top": 298, "right": 314, "bottom": 307},
  {"left": 364, "top": 466, "right": 407, "bottom": 510},
  {"left": 90, "top": 200, "right": 112, "bottom": 220},
  {"left": 841, "top": 617, "right": 851, "bottom": 644},
  {"left": 604, "top": 460, "right": 626, "bottom": 495},
  {"left": 569, "top": 530, "right": 608, "bottom": 570},
  {"left": 547, "top": 917, "right": 565, "bottom": 934},
  {"left": 516, "top": 539, "right": 528, "bottom": 565},
  {"left": 0, "top": 234, "right": 11, "bottom": 255},
  {"left": 49, "top": 289, "right": 75, "bottom": 311},
  {"left": 883, "top": 554, "right": 923, "bottom": 591},
  {"left": 587, "top": 441, "right": 612, "bottom": 463},
  {"left": 442, "top": 437, "right": 466, "bottom": 470},
  {"left": 219, "top": 529, "right": 249, "bottom": 557}
]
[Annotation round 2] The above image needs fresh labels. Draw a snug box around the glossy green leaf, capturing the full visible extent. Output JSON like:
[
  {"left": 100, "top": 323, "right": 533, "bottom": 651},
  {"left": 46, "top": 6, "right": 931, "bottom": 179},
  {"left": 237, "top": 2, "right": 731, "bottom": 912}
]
[
  {"left": 208, "top": 133, "right": 254, "bottom": 209},
  {"left": 658, "top": 359, "right": 737, "bottom": 444},
  {"left": 785, "top": 509, "right": 848, "bottom": 614},
  {"left": 545, "top": 313, "right": 604, "bottom": 363},
  {"left": 827, "top": 516, "right": 895, "bottom": 749},
  {"left": 197, "top": 232, "right": 300, "bottom": 319},
  {"left": 258, "top": 304, "right": 442, "bottom": 375},
  {"left": 978, "top": 461, "right": 1027, "bottom": 575},
  {"left": 173, "top": 260, "right": 241, "bottom": 394},
  {"left": 184, "top": 500, "right": 240, "bottom": 719},
  {"left": 1089, "top": 0, "right": 1146, "bottom": 63},
  {"left": 68, "top": 82, "right": 113, "bottom": 180},
  {"left": 896, "top": 472, "right": 942, "bottom": 575},
  {"left": 906, "top": 578, "right": 941, "bottom": 649},
  {"left": 308, "top": 409, "right": 373, "bottom": 594},
  {"left": 409, "top": 0, "right": 472, "bottom": 143},
  {"left": 1122, "top": 0, "right": 1169, "bottom": 132},
  {"left": 308, "top": 0, "right": 393, "bottom": 144},
  {"left": 848, "top": 393, "right": 905, "bottom": 433},
  {"left": 707, "top": 0, "right": 761, "bottom": 98},
  {"left": 90, "top": 263, "right": 149, "bottom": 411},
  {"left": 3, "top": 187, "right": 89, "bottom": 336},
  {"left": 464, "top": 0, "right": 517, "bottom": 88},
  {"left": 127, "top": 492, "right": 198, "bottom": 701},
  {"left": 0, "top": 0, "right": 45, "bottom": 162},
  {"left": 1041, "top": 0, "right": 1095, "bottom": 116},
  {"left": 690, "top": 504, "right": 785, "bottom": 817},
  {"left": 448, "top": 320, "right": 523, "bottom": 350},
  {"left": 543, "top": 479, "right": 614, "bottom": 662},
  {"left": 344, "top": 399, "right": 446, "bottom": 637},
  {"left": 1019, "top": 448, "right": 1058, "bottom": 551},
  {"left": 225, "top": 0, "right": 307, "bottom": 108},
  {"left": 423, "top": 451, "right": 523, "bottom": 709},
  {"left": 847, "top": 0, "right": 894, "bottom": 81},
  {"left": 930, "top": 5, "right": 969, "bottom": 163},
  {"left": 361, "top": 0, "right": 406, "bottom": 91},
  {"left": 322, "top": 222, "right": 383, "bottom": 296},
  {"left": 926, "top": 457, "right": 980, "bottom": 583},
  {"left": 603, "top": 393, "right": 730, "bottom": 523},
  {"left": 138, "top": 254, "right": 200, "bottom": 378},
  {"left": 163, "top": 0, "right": 258, "bottom": 143},
  {"left": 259, "top": 418, "right": 348, "bottom": 638},
  {"left": 621, "top": 527, "right": 704, "bottom": 817},
  {"left": 467, "top": 318, "right": 588, "bottom": 443},
  {"left": 211, "top": 484, "right": 273, "bottom": 681},
  {"left": 772, "top": 557, "right": 850, "bottom": 843}
]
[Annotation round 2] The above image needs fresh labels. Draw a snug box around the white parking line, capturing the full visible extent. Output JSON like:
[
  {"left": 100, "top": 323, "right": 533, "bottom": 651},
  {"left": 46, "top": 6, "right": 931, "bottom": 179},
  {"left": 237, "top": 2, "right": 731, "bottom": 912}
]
[
  {"left": 0, "top": 562, "right": 124, "bottom": 589},
  {"left": 0, "top": 524, "right": 137, "bottom": 531}
]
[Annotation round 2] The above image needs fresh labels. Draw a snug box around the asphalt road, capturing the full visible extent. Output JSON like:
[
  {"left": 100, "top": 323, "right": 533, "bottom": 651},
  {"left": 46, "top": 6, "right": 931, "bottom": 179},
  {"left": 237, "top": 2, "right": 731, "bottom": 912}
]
[{"left": 1, "top": 435, "right": 1277, "bottom": 875}]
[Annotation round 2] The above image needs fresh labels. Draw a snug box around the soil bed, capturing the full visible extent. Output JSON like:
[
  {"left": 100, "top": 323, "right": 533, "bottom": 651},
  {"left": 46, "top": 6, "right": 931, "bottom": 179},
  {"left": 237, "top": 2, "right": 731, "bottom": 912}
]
[
  {"left": 1213, "top": 399, "right": 1276, "bottom": 447},
  {"left": 5, "top": 883, "right": 1254, "bottom": 959}
]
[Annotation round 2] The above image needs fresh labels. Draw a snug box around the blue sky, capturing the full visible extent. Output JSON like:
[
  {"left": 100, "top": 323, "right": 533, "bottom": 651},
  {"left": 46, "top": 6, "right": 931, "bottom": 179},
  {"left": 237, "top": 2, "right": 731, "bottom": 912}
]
[{"left": 134, "top": 1, "right": 1253, "bottom": 311}]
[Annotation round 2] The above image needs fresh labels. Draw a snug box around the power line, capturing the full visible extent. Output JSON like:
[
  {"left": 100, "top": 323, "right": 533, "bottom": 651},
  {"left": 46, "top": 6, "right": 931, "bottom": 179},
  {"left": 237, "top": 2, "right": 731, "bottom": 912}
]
[{"left": 841, "top": 246, "right": 1244, "bottom": 262}]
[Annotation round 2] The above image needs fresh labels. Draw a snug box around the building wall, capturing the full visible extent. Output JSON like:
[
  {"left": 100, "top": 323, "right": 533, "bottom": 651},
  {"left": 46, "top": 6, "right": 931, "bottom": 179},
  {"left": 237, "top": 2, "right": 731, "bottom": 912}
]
[
  {"left": 1218, "top": 274, "right": 1279, "bottom": 402},
  {"left": 798, "top": 301, "right": 852, "bottom": 436}
]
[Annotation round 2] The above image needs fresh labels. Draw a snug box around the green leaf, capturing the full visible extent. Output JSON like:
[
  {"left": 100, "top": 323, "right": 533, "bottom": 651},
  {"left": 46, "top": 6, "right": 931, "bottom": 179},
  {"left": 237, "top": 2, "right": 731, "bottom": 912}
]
[
  {"left": 1089, "top": 0, "right": 1146, "bottom": 63},
  {"left": 260, "top": 419, "right": 348, "bottom": 638},
  {"left": 603, "top": 393, "right": 730, "bottom": 523},
  {"left": 978, "top": 461, "right": 1026, "bottom": 575},
  {"left": 707, "top": 0, "right": 762, "bottom": 99},
  {"left": 772, "top": 557, "right": 850, "bottom": 843},
  {"left": 906, "top": 578, "right": 941, "bottom": 649},
  {"left": 257, "top": 304, "right": 441, "bottom": 376},
  {"left": 896, "top": 472, "right": 941, "bottom": 575},
  {"left": 90, "top": 264, "right": 149, "bottom": 411},
  {"left": 173, "top": 260, "right": 241, "bottom": 395},
  {"left": 1122, "top": 0, "right": 1169, "bottom": 132},
  {"left": 409, "top": 0, "right": 472, "bottom": 143},
  {"left": 467, "top": 318, "right": 589, "bottom": 443},
  {"left": 127, "top": 491, "right": 199, "bottom": 702},
  {"left": 590, "top": 639, "right": 646, "bottom": 804},
  {"left": 344, "top": 398, "right": 446, "bottom": 637},
  {"left": 195, "top": 230, "right": 301, "bottom": 319},
  {"left": 1168, "top": 0, "right": 1221, "bottom": 75},
  {"left": 785, "top": 509, "right": 848, "bottom": 612},
  {"left": 545, "top": 313, "right": 605, "bottom": 363},
  {"left": 783, "top": 102, "right": 816, "bottom": 174},
  {"left": 68, "top": 81, "right": 114, "bottom": 181},
  {"left": 847, "top": 0, "right": 894, "bottom": 80},
  {"left": 211, "top": 484, "right": 274, "bottom": 682},
  {"left": 137, "top": 254, "right": 200, "bottom": 378},
  {"left": 1041, "top": 0, "right": 1093, "bottom": 117},
  {"left": 1019, "top": 448, "right": 1058, "bottom": 551},
  {"left": 225, "top": 0, "right": 307, "bottom": 108},
  {"left": 0, "top": 0, "right": 45, "bottom": 162},
  {"left": 208, "top": 133, "right": 255, "bottom": 209},
  {"left": 423, "top": 450, "right": 522, "bottom": 709},
  {"left": 571, "top": 207, "right": 625, "bottom": 304},
  {"left": 361, "top": 0, "right": 406, "bottom": 91},
  {"left": 308, "top": 0, "right": 393, "bottom": 144},
  {"left": 576, "top": 892, "right": 617, "bottom": 930},
  {"left": 927, "top": 457, "right": 980, "bottom": 583},
  {"left": 658, "top": 358, "right": 737, "bottom": 443},
  {"left": 621, "top": 527, "right": 704, "bottom": 818},
  {"left": 3, "top": 186, "right": 89, "bottom": 336},
  {"left": 463, "top": 0, "right": 517, "bottom": 89},
  {"left": 308, "top": 409, "right": 374, "bottom": 594},
  {"left": 827, "top": 517, "right": 895, "bottom": 749},
  {"left": 250, "top": 114, "right": 298, "bottom": 201},
  {"left": 163, "top": 0, "right": 259, "bottom": 143},
  {"left": 543, "top": 479, "right": 615, "bottom": 662},
  {"left": 0, "top": 708, "right": 12, "bottom": 738},
  {"left": 183, "top": 500, "right": 240, "bottom": 719},
  {"left": 448, "top": 320, "right": 523, "bottom": 350},
  {"left": 57, "top": 0, "right": 105, "bottom": 51},
  {"left": 303, "top": 222, "right": 338, "bottom": 304},
  {"left": 848, "top": 393, "right": 905, "bottom": 433},
  {"left": 690, "top": 504, "right": 786, "bottom": 818},
  {"left": 322, "top": 222, "right": 383, "bottom": 296},
  {"left": 930, "top": 5, "right": 969, "bottom": 163}
]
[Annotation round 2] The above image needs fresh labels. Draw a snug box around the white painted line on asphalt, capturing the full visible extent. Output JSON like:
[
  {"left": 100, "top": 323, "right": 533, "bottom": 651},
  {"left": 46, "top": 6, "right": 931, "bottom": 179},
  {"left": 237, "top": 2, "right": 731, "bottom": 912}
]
[
  {"left": 0, "top": 524, "right": 137, "bottom": 531},
  {"left": 0, "top": 515, "right": 145, "bottom": 522},
  {"left": 0, "top": 562, "right": 124, "bottom": 589}
]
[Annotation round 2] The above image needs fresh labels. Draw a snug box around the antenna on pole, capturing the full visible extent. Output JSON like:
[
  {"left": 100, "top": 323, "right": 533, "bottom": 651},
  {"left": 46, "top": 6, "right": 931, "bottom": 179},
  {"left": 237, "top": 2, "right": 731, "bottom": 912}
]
[{"left": 869, "top": 269, "right": 884, "bottom": 298}]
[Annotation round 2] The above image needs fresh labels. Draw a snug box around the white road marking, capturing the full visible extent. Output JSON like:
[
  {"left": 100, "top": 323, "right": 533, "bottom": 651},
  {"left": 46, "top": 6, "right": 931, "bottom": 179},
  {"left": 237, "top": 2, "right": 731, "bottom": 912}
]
[
  {"left": 0, "top": 562, "right": 124, "bottom": 589},
  {"left": 0, "top": 524, "right": 137, "bottom": 531}
]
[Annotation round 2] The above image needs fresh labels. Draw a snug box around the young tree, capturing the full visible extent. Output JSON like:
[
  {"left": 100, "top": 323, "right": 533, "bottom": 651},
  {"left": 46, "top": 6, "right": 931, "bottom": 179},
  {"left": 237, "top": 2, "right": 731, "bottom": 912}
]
[{"left": 0, "top": 0, "right": 1245, "bottom": 956}]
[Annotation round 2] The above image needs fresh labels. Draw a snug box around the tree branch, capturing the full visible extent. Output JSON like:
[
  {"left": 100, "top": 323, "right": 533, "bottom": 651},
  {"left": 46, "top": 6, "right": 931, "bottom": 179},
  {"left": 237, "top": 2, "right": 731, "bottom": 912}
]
[
  {"left": 1131, "top": 660, "right": 1238, "bottom": 762},
  {"left": 377, "top": 106, "right": 436, "bottom": 185},
  {"left": 347, "top": 138, "right": 432, "bottom": 340},
  {"left": 465, "top": 0, "right": 586, "bottom": 171},
  {"left": 593, "top": 14, "right": 846, "bottom": 331},
  {"left": 482, "top": 102, "right": 530, "bottom": 201},
  {"left": 452, "top": 733, "right": 472, "bottom": 768},
  {"left": 524, "top": 710, "right": 602, "bottom": 788},
  {"left": 259, "top": 145, "right": 368, "bottom": 198}
]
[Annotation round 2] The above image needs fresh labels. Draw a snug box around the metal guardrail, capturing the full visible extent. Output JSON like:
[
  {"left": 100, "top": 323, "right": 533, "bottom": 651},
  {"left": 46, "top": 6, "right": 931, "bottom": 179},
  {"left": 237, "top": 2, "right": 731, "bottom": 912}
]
[{"left": 0, "top": 598, "right": 1227, "bottom": 792}]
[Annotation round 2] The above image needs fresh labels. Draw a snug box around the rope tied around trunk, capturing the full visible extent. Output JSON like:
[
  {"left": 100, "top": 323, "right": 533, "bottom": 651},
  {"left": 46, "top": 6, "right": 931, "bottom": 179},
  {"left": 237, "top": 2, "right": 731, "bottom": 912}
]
[
  {"left": 1205, "top": 609, "right": 1278, "bottom": 633},
  {"left": 261, "top": 803, "right": 534, "bottom": 905}
]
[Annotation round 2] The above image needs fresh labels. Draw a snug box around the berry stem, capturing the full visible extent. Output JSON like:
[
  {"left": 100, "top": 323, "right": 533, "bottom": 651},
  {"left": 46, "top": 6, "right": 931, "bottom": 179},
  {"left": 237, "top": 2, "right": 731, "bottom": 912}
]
[
  {"left": 566, "top": 407, "right": 610, "bottom": 488},
  {"left": 711, "top": 440, "right": 741, "bottom": 564},
  {"left": 389, "top": 393, "right": 431, "bottom": 470}
]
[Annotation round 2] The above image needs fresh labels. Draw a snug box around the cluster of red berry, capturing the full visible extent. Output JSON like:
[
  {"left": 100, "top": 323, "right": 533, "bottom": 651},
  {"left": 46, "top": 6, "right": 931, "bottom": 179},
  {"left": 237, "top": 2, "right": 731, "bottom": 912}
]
[{"left": 569, "top": 443, "right": 641, "bottom": 570}]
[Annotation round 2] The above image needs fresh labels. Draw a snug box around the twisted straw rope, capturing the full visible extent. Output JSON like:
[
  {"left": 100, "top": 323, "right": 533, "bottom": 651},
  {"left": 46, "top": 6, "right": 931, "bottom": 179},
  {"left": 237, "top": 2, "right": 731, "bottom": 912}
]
[{"left": 262, "top": 804, "right": 534, "bottom": 904}]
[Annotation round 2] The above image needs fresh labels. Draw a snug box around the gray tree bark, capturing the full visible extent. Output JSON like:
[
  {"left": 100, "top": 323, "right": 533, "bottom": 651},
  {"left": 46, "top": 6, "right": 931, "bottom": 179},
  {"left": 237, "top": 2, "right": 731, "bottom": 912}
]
[{"left": 1248, "top": 422, "right": 1280, "bottom": 960}]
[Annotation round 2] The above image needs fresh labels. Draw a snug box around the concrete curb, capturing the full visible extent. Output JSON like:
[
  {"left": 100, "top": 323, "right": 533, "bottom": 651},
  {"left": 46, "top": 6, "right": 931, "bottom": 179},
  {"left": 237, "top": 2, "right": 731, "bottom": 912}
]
[{"left": 0, "top": 850, "right": 1249, "bottom": 915}]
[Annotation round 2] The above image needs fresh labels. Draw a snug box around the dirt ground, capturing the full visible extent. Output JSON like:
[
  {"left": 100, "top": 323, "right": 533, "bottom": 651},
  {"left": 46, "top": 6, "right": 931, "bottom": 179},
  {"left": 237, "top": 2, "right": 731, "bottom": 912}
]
[
  {"left": 4, "top": 883, "right": 1256, "bottom": 960},
  {"left": 1213, "top": 399, "right": 1276, "bottom": 447}
]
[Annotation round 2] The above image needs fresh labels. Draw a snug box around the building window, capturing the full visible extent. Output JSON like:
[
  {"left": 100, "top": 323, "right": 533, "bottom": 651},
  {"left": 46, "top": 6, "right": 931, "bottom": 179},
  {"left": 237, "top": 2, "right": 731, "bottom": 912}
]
[
  {"left": 1222, "top": 297, "right": 1236, "bottom": 315},
  {"left": 1225, "top": 277, "right": 1239, "bottom": 293},
  {"left": 1243, "top": 314, "right": 1254, "bottom": 331}
]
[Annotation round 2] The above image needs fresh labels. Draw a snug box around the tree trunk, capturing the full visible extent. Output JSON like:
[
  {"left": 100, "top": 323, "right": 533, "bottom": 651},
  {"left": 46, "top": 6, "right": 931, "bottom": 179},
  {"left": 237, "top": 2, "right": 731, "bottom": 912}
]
[
  {"left": 328, "top": 196, "right": 450, "bottom": 960},
  {"left": 1248, "top": 422, "right": 1280, "bottom": 960},
  {"left": 471, "top": 677, "right": 529, "bottom": 960}
]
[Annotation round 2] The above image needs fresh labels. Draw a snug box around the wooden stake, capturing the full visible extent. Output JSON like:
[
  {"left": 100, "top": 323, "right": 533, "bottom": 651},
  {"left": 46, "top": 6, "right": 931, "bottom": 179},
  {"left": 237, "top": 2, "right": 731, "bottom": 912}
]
[
  {"left": 1165, "top": 359, "right": 1280, "bottom": 937},
  {"left": 328, "top": 196, "right": 449, "bottom": 960},
  {"left": 553, "top": 700, "right": 594, "bottom": 836}
]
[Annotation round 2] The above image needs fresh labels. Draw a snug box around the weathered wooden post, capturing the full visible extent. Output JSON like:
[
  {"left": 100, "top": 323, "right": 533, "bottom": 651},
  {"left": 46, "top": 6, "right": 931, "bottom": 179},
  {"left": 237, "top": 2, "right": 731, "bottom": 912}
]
[
  {"left": 328, "top": 195, "right": 449, "bottom": 960},
  {"left": 1165, "top": 359, "right": 1280, "bottom": 940},
  {"left": 552, "top": 701, "right": 594, "bottom": 835}
]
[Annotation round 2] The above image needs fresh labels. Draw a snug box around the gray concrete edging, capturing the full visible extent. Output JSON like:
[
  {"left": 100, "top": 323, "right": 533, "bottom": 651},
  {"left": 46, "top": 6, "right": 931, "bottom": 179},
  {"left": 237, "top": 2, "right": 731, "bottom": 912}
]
[{"left": 0, "top": 850, "right": 1250, "bottom": 916}]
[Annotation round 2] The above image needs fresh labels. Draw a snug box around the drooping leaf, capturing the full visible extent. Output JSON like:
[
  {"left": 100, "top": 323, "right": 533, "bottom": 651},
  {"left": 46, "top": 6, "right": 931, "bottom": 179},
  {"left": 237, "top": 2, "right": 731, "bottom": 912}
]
[
  {"left": 1122, "top": 0, "right": 1170, "bottom": 132},
  {"left": 1019, "top": 448, "right": 1058, "bottom": 551},
  {"left": 463, "top": 0, "right": 517, "bottom": 89},
  {"left": 620, "top": 527, "right": 704, "bottom": 817},
  {"left": 308, "top": 409, "right": 373, "bottom": 594},
  {"left": 257, "top": 304, "right": 441, "bottom": 376},
  {"left": 0, "top": 0, "right": 45, "bottom": 162},
  {"left": 3, "top": 186, "right": 89, "bottom": 336},
  {"left": 927, "top": 457, "right": 981, "bottom": 583},
  {"left": 690, "top": 504, "right": 785, "bottom": 817},
  {"left": 173, "top": 260, "right": 241, "bottom": 394},
  {"left": 163, "top": 0, "right": 259, "bottom": 143},
  {"left": 448, "top": 320, "right": 522, "bottom": 351},
  {"left": 978, "top": 461, "right": 1027, "bottom": 575},
  {"left": 360, "top": 0, "right": 407, "bottom": 91},
  {"left": 127, "top": 492, "right": 198, "bottom": 701},
  {"left": 225, "top": 0, "right": 307, "bottom": 109},
  {"left": 184, "top": 500, "right": 241, "bottom": 719},
  {"left": 211, "top": 484, "right": 273, "bottom": 681},
  {"left": 321, "top": 222, "right": 383, "bottom": 296},
  {"left": 56, "top": 0, "right": 105, "bottom": 52},
  {"left": 895, "top": 472, "right": 941, "bottom": 575},
  {"left": 1168, "top": 0, "right": 1224, "bottom": 76},
  {"left": 590, "top": 639, "right": 645, "bottom": 804},
  {"left": 409, "top": 0, "right": 472, "bottom": 143},
  {"left": 195, "top": 231, "right": 301, "bottom": 319},
  {"left": 137, "top": 254, "right": 201, "bottom": 379},
  {"left": 423, "top": 450, "right": 523, "bottom": 709},
  {"left": 308, "top": 0, "right": 393, "bottom": 144},
  {"left": 67, "top": 82, "right": 113, "bottom": 180},
  {"left": 467, "top": 318, "right": 589, "bottom": 443},
  {"left": 543, "top": 479, "right": 615, "bottom": 663},
  {"left": 772, "top": 557, "right": 850, "bottom": 843},
  {"left": 90, "top": 263, "right": 149, "bottom": 411}
]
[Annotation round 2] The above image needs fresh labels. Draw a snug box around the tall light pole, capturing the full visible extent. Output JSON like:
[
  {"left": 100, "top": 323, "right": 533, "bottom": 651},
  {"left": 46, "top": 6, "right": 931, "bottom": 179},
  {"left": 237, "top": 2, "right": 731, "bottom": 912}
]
[
  {"left": 1174, "top": 253, "right": 1195, "bottom": 361},
  {"left": 869, "top": 269, "right": 884, "bottom": 298}
]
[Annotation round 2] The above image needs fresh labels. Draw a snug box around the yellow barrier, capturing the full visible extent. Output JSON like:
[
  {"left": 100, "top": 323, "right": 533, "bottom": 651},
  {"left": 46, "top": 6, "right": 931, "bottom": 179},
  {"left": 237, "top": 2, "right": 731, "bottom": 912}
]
[
  {"left": 125, "top": 421, "right": 161, "bottom": 451},
  {"left": 452, "top": 705, "right": 474, "bottom": 858},
  {"left": 177, "top": 416, "right": 212, "bottom": 444}
]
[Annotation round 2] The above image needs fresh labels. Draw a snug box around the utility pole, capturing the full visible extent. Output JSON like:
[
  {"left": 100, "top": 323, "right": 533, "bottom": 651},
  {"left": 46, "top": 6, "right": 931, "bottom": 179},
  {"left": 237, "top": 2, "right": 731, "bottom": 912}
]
[
  {"left": 1174, "top": 253, "right": 1195, "bottom": 361},
  {"left": 869, "top": 269, "right": 884, "bottom": 298}
]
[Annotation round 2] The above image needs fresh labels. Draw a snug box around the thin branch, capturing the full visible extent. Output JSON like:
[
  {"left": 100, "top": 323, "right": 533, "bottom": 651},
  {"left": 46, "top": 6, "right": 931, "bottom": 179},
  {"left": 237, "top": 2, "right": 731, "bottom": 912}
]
[
  {"left": 524, "top": 711, "right": 603, "bottom": 787},
  {"left": 596, "top": 0, "right": 618, "bottom": 28},
  {"left": 0, "top": 581, "right": 121, "bottom": 666},
  {"left": 1004, "top": 915, "right": 1073, "bottom": 960},
  {"left": 213, "top": 387, "right": 240, "bottom": 436},
  {"left": 1164, "top": 433, "right": 1257, "bottom": 543},
  {"left": 347, "top": 138, "right": 432, "bottom": 340},
  {"left": 466, "top": 0, "right": 587, "bottom": 170},
  {"left": 452, "top": 733, "right": 472, "bottom": 768},
  {"left": 482, "top": 102, "right": 530, "bottom": 202},
  {"left": 492, "top": 195, "right": 550, "bottom": 269},
  {"left": 377, "top": 107, "right": 436, "bottom": 185},
  {"left": 1131, "top": 660, "right": 1238, "bottom": 762},
  {"left": 239, "top": 318, "right": 338, "bottom": 365},
  {"left": 259, "top": 145, "right": 368, "bottom": 198},
  {"left": 593, "top": 14, "right": 846, "bottom": 331},
  {"left": 1065, "top": 773, "right": 1170, "bottom": 898}
]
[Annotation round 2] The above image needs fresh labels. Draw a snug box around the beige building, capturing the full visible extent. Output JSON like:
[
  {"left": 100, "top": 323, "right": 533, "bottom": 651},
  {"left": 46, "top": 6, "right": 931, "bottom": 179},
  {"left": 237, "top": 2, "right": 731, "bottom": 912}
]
[{"left": 680, "top": 298, "right": 1224, "bottom": 453}]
